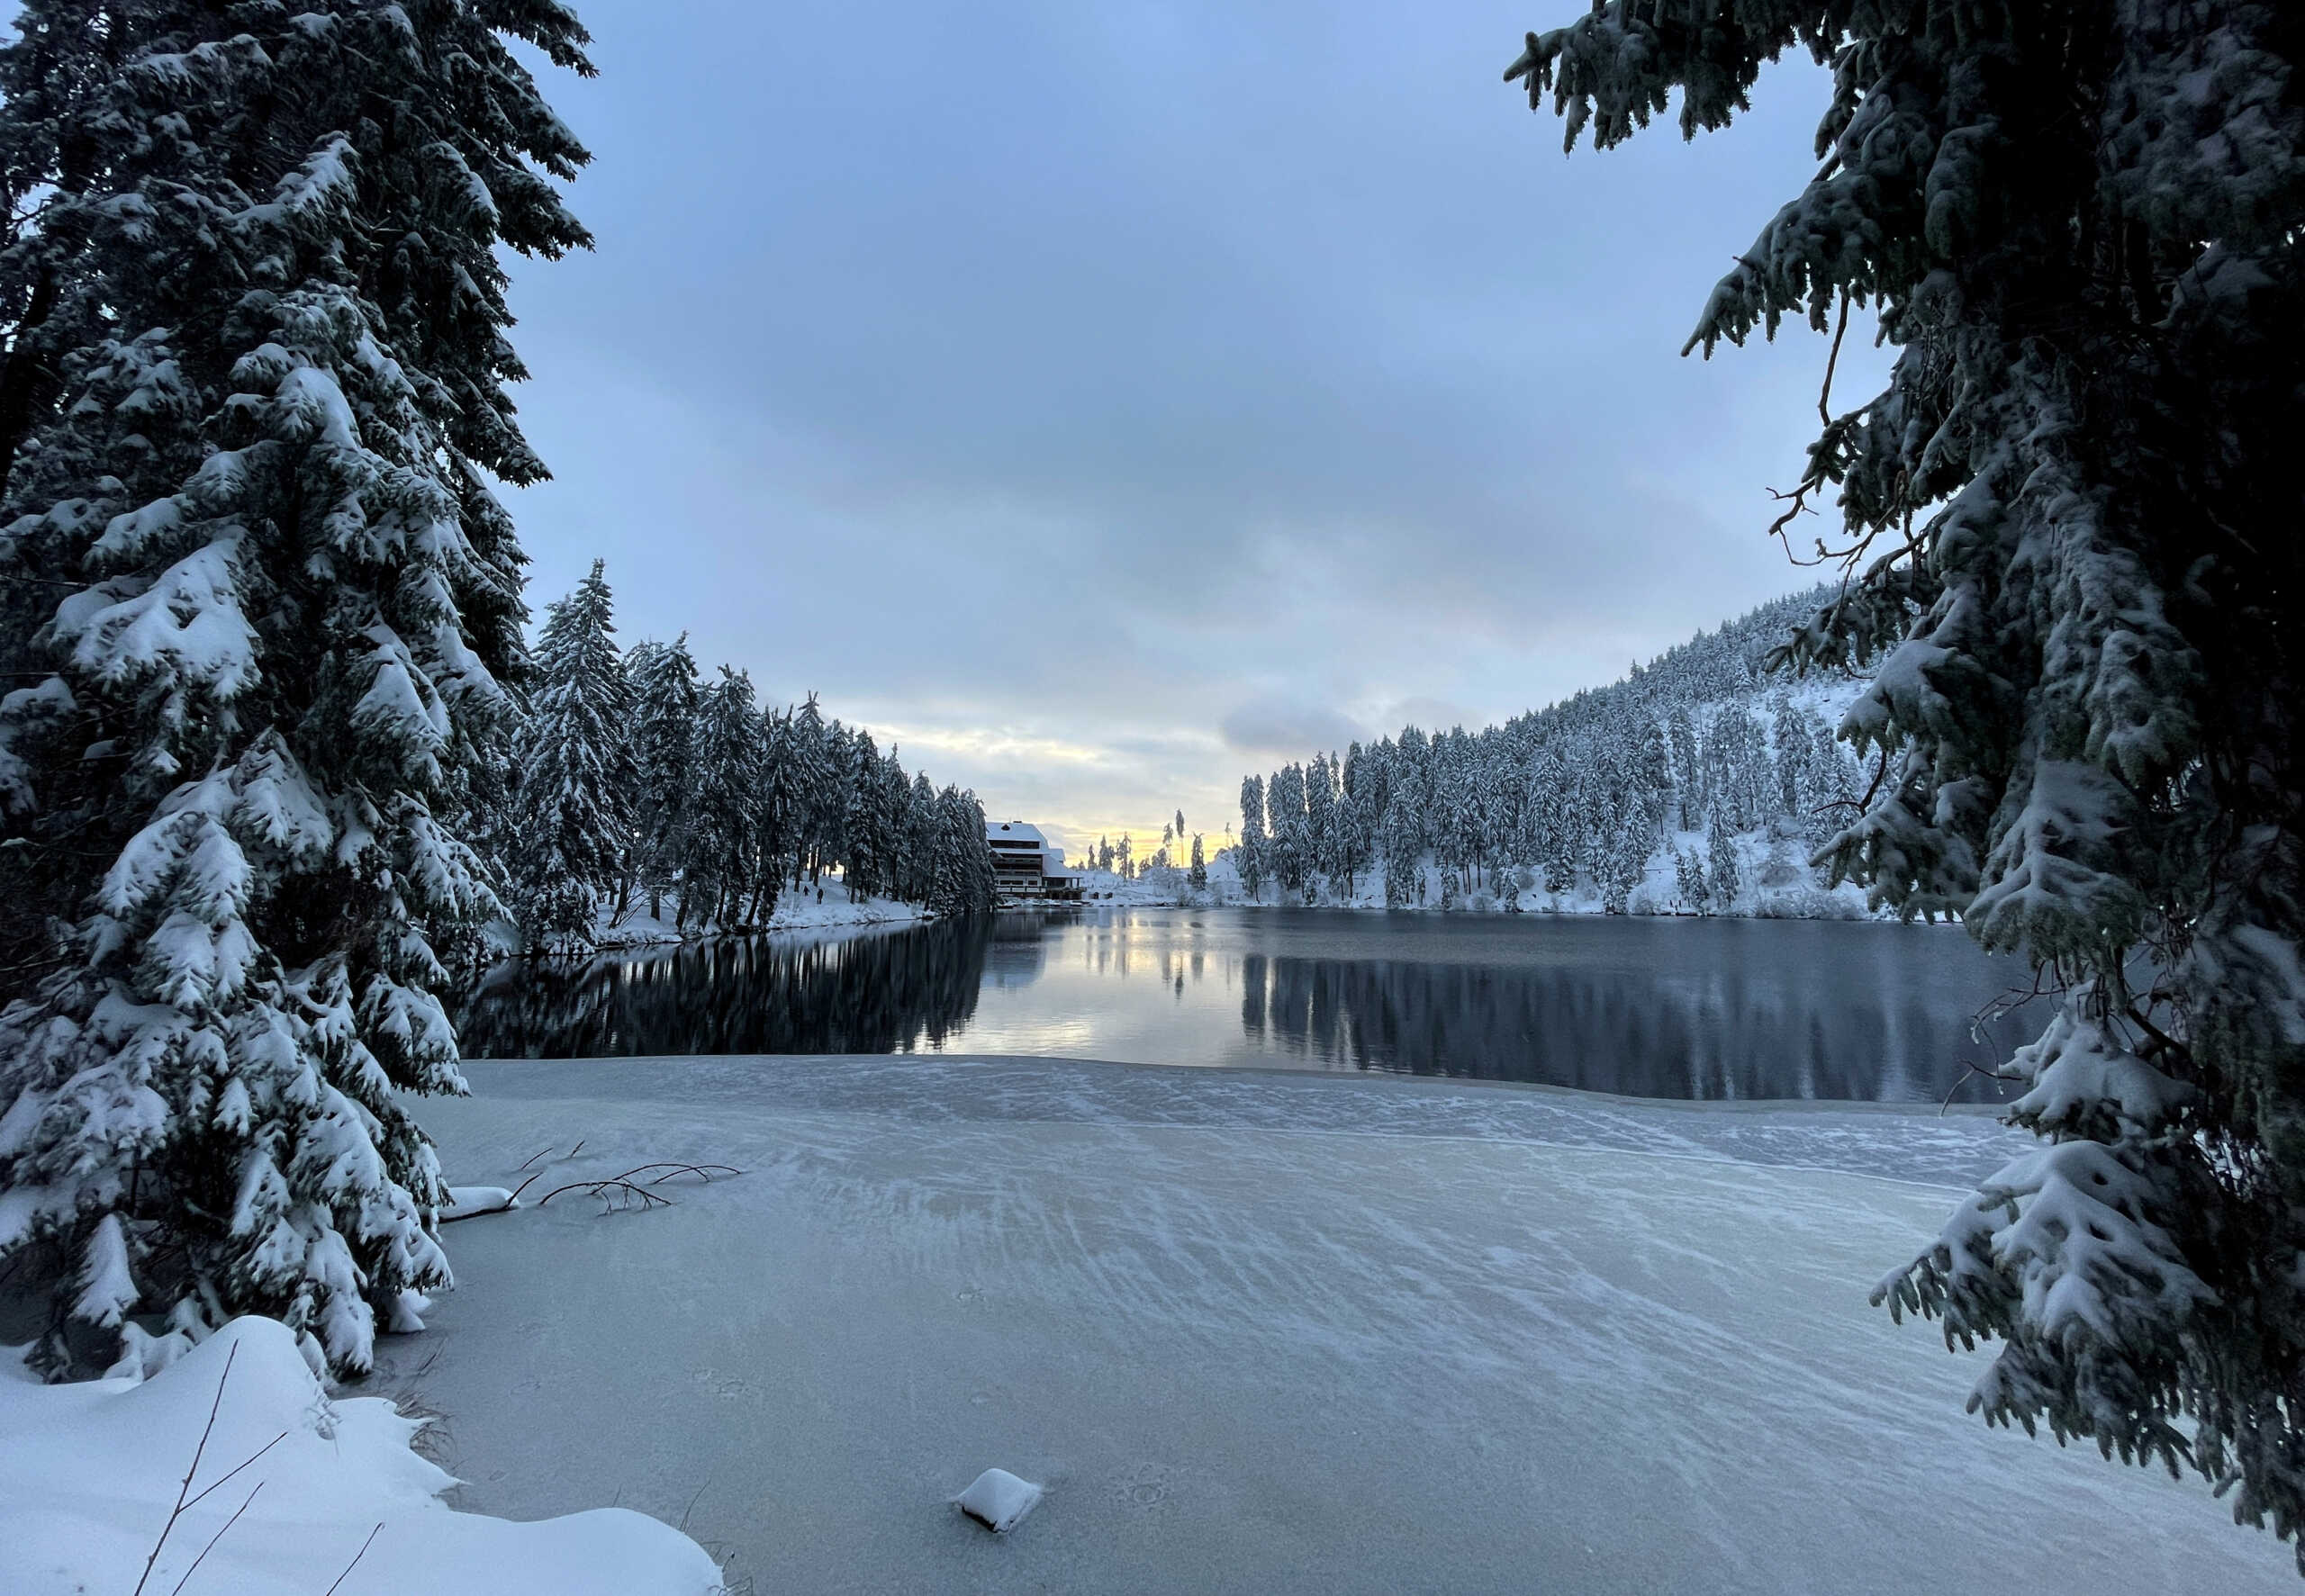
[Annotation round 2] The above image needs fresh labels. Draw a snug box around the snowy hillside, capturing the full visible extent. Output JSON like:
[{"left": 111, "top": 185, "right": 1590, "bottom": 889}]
[{"left": 1233, "top": 585, "right": 1878, "bottom": 916}]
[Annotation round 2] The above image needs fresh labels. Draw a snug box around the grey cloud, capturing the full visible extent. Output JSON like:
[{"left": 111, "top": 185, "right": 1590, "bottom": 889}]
[
  {"left": 500, "top": 2, "right": 1868, "bottom": 835},
  {"left": 1220, "top": 699, "right": 1368, "bottom": 759}
]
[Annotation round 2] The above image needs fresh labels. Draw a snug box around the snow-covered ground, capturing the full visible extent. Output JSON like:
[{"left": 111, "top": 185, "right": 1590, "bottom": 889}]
[
  {"left": 595, "top": 887, "right": 933, "bottom": 948},
  {"left": 0, "top": 1317, "right": 720, "bottom": 1594},
  {"left": 381, "top": 1054, "right": 2287, "bottom": 1594}
]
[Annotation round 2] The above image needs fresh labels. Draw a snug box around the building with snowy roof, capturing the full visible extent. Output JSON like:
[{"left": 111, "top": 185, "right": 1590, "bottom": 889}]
[{"left": 986, "top": 821, "right": 1085, "bottom": 902}]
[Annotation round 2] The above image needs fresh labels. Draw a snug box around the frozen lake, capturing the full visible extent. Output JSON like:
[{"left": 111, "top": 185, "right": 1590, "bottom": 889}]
[
  {"left": 460, "top": 909, "right": 2029, "bottom": 1104},
  {"left": 394, "top": 1055, "right": 2289, "bottom": 1594}
]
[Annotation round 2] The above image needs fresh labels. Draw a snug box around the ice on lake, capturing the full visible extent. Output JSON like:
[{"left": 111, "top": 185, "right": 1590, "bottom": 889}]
[{"left": 392, "top": 1053, "right": 2291, "bottom": 1594}]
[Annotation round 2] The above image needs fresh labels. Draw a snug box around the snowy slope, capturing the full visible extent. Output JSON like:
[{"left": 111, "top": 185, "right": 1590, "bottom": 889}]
[{"left": 392, "top": 1054, "right": 2290, "bottom": 1595}]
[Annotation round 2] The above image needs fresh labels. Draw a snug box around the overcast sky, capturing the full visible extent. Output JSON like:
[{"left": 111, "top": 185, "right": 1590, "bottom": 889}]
[{"left": 501, "top": 1, "right": 1883, "bottom": 856}]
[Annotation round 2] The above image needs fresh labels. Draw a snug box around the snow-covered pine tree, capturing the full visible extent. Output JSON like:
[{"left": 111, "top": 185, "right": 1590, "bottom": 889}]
[
  {"left": 1667, "top": 708, "right": 1701, "bottom": 827},
  {"left": 843, "top": 727, "right": 890, "bottom": 902},
  {"left": 1238, "top": 776, "right": 1267, "bottom": 902},
  {"left": 788, "top": 691, "right": 832, "bottom": 890},
  {"left": 1338, "top": 741, "right": 1372, "bottom": 895},
  {"left": 1189, "top": 833, "right": 1207, "bottom": 892},
  {"left": 1267, "top": 763, "right": 1306, "bottom": 893},
  {"left": 1704, "top": 808, "right": 1740, "bottom": 912},
  {"left": 1305, "top": 753, "right": 1337, "bottom": 892},
  {"left": 1771, "top": 700, "right": 1815, "bottom": 821},
  {"left": 927, "top": 785, "right": 994, "bottom": 915},
  {"left": 0, "top": 0, "right": 592, "bottom": 1379},
  {"left": 1601, "top": 799, "right": 1650, "bottom": 914},
  {"left": 1505, "top": 0, "right": 2305, "bottom": 1548},
  {"left": 507, "top": 561, "right": 633, "bottom": 951},
  {"left": 905, "top": 772, "right": 942, "bottom": 902},
  {"left": 625, "top": 633, "right": 702, "bottom": 920},
  {"left": 877, "top": 744, "right": 914, "bottom": 899},
  {"left": 1675, "top": 847, "right": 1706, "bottom": 915},
  {"left": 680, "top": 668, "right": 767, "bottom": 929}
]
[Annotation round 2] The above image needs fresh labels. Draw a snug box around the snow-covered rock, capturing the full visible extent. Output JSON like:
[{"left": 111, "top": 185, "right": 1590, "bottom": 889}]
[
  {"left": 439, "top": 1186, "right": 520, "bottom": 1222},
  {"left": 958, "top": 1466, "right": 1044, "bottom": 1532}
]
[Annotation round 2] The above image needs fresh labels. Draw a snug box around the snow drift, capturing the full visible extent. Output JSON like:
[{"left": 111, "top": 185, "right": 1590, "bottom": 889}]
[{"left": 0, "top": 1315, "right": 721, "bottom": 1595}]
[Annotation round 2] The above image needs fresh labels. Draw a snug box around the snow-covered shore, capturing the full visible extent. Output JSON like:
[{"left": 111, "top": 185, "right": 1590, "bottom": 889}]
[
  {"left": 387, "top": 1054, "right": 2283, "bottom": 1594},
  {"left": 592, "top": 888, "right": 935, "bottom": 948},
  {"left": 0, "top": 1316, "right": 721, "bottom": 1594},
  {"left": 1071, "top": 847, "right": 1880, "bottom": 919}
]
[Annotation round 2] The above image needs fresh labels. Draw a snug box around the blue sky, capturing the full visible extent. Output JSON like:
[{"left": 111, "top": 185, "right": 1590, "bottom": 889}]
[{"left": 501, "top": 2, "right": 1882, "bottom": 854}]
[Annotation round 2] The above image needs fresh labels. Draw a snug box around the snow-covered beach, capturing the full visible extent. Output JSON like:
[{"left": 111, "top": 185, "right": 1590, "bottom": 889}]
[{"left": 373, "top": 1054, "right": 2285, "bottom": 1594}]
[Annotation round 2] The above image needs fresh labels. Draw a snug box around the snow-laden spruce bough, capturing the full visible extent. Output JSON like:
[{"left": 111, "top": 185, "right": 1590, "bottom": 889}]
[{"left": 1498, "top": 0, "right": 2305, "bottom": 1569}]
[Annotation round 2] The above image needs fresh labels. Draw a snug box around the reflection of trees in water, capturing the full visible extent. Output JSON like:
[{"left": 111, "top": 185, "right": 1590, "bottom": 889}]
[
  {"left": 1239, "top": 954, "right": 1997, "bottom": 1101},
  {"left": 456, "top": 922, "right": 992, "bottom": 1059}
]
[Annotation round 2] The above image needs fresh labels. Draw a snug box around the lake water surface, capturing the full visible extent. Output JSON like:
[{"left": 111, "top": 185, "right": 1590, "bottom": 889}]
[{"left": 459, "top": 909, "right": 2032, "bottom": 1104}]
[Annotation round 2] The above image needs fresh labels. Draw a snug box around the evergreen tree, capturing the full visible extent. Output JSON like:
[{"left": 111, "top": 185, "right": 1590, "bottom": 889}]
[
  {"left": 1771, "top": 701, "right": 1815, "bottom": 821},
  {"left": 1667, "top": 708, "right": 1702, "bottom": 827},
  {"left": 682, "top": 668, "right": 767, "bottom": 930},
  {"left": 1238, "top": 777, "right": 1267, "bottom": 902},
  {"left": 507, "top": 562, "right": 633, "bottom": 951},
  {"left": 1339, "top": 741, "right": 1375, "bottom": 895},
  {"left": 1600, "top": 798, "right": 1650, "bottom": 915},
  {"left": 1506, "top": 0, "right": 2305, "bottom": 1541},
  {"left": 1675, "top": 847, "right": 1707, "bottom": 915},
  {"left": 1305, "top": 753, "right": 1338, "bottom": 892},
  {"left": 906, "top": 772, "right": 942, "bottom": 902},
  {"left": 788, "top": 692, "right": 832, "bottom": 889},
  {"left": 1705, "top": 808, "right": 1740, "bottom": 912},
  {"left": 626, "top": 633, "right": 701, "bottom": 920},
  {"left": 1189, "top": 833, "right": 1207, "bottom": 892},
  {"left": 0, "top": 0, "right": 592, "bottom": 1378},
  {"left": 843, "top": 728, "right": 890, "bottom": 902},
  {"left": 927, "top": 786, "right": 994, "bottom": 915},
  {"left": 1266, "top": 763, "right": 1307, "bottom": 893}
]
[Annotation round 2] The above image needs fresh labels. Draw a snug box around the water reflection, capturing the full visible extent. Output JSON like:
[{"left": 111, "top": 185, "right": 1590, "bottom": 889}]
[
  {"left": 1235, "top": 951, "right": 1975, "bottom": 1098},
  {"left": 456, "top": 924, "right": 990, "bottom": 1059},
  {"left": 459, "top": 909, "right": 2021, "bottom": 1103}
]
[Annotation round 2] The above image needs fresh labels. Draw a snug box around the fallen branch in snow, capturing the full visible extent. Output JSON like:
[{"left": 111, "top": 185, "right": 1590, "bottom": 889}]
[
  {"left": 507, "top": 1140, "right": 591, "bottom": 1204},
  {"left": 167, "top": 1479, "right": 262, "bottom": 1596},
  {"left": 437, "top": 1186, "right": 521, "bottom": 1225},
  {"left": 540, "top": 1178, "right": 675, "bottom": 1213},
  {"left": 321, "top": 1522, "right": 384, "bottom": 1596},
  {"left": 134, "top": 1339, "right": 240, "bottom": 1596},
  {"left": 516, "top": 1138, "right": 585, "bottom": 1173},
  {"left": 534, "top": 1163, "right": 742, "bottom": 1213}
]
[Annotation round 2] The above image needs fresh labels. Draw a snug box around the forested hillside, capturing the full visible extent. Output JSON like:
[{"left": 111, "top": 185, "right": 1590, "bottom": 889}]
[{"left": 1233, "top": 586, "right": 1871, "bottom": 915}]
